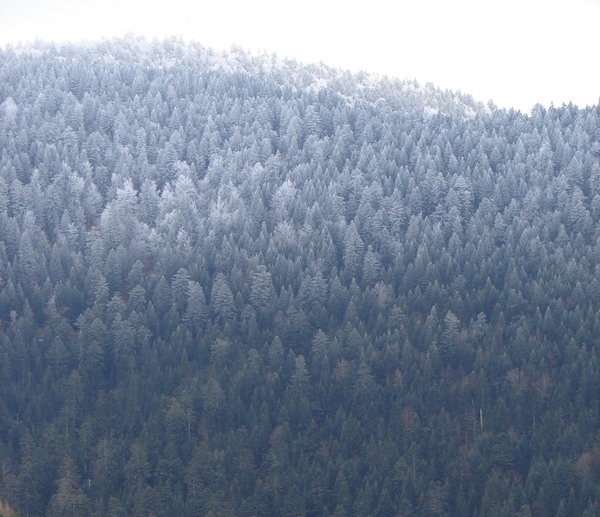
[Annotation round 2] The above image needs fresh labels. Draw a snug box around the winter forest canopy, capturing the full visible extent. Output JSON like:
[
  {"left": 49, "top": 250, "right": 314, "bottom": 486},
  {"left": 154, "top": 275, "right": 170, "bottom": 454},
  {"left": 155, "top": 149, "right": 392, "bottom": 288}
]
[{"left": 0, "top": 37, "right": 599, "bottom": 516}]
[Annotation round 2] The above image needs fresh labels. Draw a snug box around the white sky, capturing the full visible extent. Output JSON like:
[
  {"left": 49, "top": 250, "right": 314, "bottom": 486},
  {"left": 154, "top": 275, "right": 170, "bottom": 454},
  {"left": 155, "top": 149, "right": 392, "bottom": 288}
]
[{"left": 0, "top": 0, "right": 598, "bottom": 113}]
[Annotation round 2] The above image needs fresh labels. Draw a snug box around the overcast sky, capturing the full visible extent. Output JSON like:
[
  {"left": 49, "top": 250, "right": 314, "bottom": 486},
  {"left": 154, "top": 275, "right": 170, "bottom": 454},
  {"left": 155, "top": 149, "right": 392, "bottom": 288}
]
[{"left": 0, "top": 0, "right": 598, "bottom": 113}]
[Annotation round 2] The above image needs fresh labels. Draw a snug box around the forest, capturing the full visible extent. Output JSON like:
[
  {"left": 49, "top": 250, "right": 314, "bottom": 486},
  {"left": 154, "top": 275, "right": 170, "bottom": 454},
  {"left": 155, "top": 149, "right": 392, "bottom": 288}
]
[{"left": 0, "top": 37, "right": 599, "bottom": 516}]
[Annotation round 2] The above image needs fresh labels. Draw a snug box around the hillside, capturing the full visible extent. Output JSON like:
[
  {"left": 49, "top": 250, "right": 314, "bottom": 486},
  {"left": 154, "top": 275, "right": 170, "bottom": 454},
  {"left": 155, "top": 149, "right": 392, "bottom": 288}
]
[{"left": 0, "top": 38, "right": 599, "bottom": 516}]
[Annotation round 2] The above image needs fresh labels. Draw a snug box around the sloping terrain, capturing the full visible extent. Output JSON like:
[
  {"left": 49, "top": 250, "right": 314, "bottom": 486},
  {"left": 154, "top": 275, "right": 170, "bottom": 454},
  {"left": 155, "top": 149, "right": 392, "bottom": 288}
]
[{"left": 0, "top": 38, "right": 599, "bottom": 516}]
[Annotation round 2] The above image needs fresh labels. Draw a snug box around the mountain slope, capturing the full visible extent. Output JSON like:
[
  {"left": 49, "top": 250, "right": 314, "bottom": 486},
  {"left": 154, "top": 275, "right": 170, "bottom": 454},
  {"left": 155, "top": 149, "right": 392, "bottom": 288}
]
[{"left": 0, "top": 38, "right": 599, "bottom": 516}]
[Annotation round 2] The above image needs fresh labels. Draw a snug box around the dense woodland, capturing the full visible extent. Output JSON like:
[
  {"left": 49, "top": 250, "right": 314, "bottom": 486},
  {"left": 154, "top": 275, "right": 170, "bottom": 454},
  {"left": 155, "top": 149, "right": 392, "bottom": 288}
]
[{"left": 0, "top": 38, "right": 599, "bottom": 516}]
